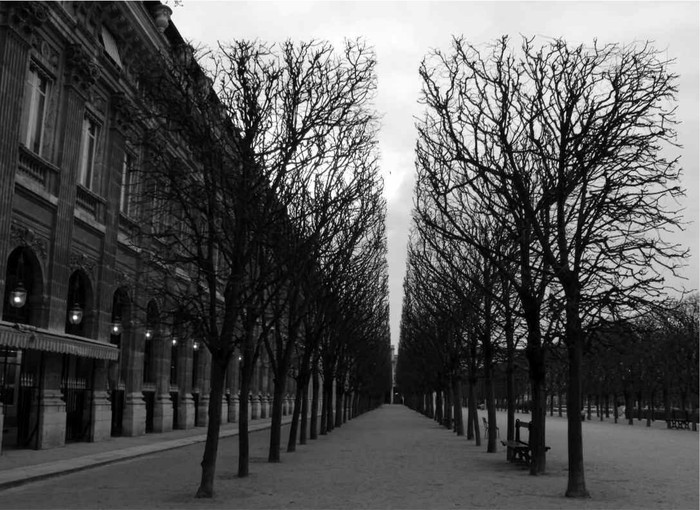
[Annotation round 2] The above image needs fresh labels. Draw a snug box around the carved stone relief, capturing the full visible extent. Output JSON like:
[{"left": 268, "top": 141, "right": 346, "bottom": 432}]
[
  {"left": 1, "top": 2, "right": 48, "bottom": 40},
  {"left": 65, "top": 43, "right": 100, "bottom": 97},
  {"left": 10, "top": 223, "right": 48, "bottom": 261}
]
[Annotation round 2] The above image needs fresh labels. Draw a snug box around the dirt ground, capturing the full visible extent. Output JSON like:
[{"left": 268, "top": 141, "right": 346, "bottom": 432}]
[{"left": 0, "top": 404, "right": 697, "bottom": 509}]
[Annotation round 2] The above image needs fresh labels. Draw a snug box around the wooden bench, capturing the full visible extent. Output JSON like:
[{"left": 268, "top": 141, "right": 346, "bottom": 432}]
[
  {"left": 482, "top": 416, "right": 499, "bottom": 440},
  {"left": 667, "top": 413, "right": 692, "bottom": 430},
  {"left": 500, "top": 419, "right": 550, "bottom": 465}
]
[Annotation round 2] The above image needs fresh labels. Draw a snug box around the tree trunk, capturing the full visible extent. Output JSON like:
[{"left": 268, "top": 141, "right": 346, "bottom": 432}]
[
  {"left": 287, "top": 376, "right": 303, "bottom": 452},
  {"left": 195, "top": 357, "right": 227, "bottom": 498},
  {"left": 299, "top": 377, "right": 310, "bottom": 444},
  {"left": 334, "top": 380, "right": 343, "bottom": 428},
  {"left": 268, "top": 372, "right": 286, "bottom": 462},
  {"left": 310, "top": 363, "right": 319, "bottom": 439},
  {"left": 322, "top": 378, "right": 334, "bottom": 434},
  {"left": 435, "top": 390, "right": 443, "bottom": 425},
  {"left": 486, "top": 375, "right": 497, "bottom": 453},
  {"left": 625, "top": 391, "right": 633, "bottom": 425},
  {"left": 237, "top": 366, "right": 252, "bottom": 477},
  {"left": 506, "top": 360, "right": 515, "bottom": 461},
  {"left": 586, "top": 394, "right": 592, "bottom": 421},
  {"left": 444, "top": 388, "right": 453, "bottom": 429},
  {"left": 320, "top": 380, "right": 328, "bottom": 435},
  {"left": 453, "top": 377, "right": 465, "bottom": 436},
  {"left": 565, "top": 335, "right": 589, "bottom": 497},
  {"left": 529, "top": 370, "right": 547, "bottom": 475},
  {"left": 468, "top": 378, "right": 481, "bottom": 446}
]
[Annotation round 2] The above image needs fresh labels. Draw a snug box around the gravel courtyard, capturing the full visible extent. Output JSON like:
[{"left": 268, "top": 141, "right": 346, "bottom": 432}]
[{"left": 0, "top": 404, "right": 697, "bottom": 509}]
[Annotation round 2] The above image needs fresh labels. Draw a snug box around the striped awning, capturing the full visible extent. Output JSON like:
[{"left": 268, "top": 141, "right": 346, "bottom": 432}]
[{"left": 0, "top": 323, "right": 119, "bottom": 360}]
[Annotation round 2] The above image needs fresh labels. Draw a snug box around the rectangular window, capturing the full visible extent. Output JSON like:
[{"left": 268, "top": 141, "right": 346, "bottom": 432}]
[
  {"left": 100, "top": 26, "right": 122, "bottom": 68},
  {"left": 119, "top": 153, "right": 135, "bottom": 215},
  {"left": 21, "top": 66, "right": 51, "bottom": 157},
  {"left": 78, "top": 116, "right": 99, "bottom": 190}
]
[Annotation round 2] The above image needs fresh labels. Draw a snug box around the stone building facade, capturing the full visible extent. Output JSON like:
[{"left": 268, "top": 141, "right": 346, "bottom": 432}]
[{"left": 0, "top": 1, "right": 290, "bottom": 453}]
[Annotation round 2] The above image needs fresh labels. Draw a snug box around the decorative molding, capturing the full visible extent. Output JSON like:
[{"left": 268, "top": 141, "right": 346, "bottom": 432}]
[
  {"left": 29, "top": 32, "right": 59, "bottom": 71},
  {"left": 73, "top": 1, "right": 101, "bottom": 33},
  {"left": 110, "top": 92, "right": 134, "bottom": 134},
  {"left": 114, "top": 269, "right": 133, "bottom": 290},
  {"left": 65, "top": 43, "right": 100, "bottom": 96},
  {"left": 1, "top": 2, "right": 48, "bottom": 41},
  {"left": 10, "top": 223, "right": 48, "bottom": 260},
  {"left": 69, "top": 251, "right": 97, "bottom": 274}
]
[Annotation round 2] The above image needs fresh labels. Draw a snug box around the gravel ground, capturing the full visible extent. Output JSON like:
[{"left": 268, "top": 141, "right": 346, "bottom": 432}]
[{"left": 0, "top": 404, "right": 697, "bottom": 509}]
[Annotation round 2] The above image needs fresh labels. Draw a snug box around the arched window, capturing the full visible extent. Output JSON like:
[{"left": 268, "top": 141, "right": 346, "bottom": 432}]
[
  {"left": 110, "top": 288, "right": 130, "bottom": 347},
  {"left": 65, "top": 270, "right": 92, "bottom": 337},
  {"left": 3, "top": 247, "right": 42, "bottom": 325}
]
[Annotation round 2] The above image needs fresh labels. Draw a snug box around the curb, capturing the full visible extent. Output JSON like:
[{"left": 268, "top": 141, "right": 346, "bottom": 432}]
[{"left": 0, "top": 417, "right": 291, "bottom": 491}]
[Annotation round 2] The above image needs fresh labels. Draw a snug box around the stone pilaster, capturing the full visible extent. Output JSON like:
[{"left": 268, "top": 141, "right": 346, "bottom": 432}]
[
  {"left": 196, "top": 348, "right": 211, "bottom": 427},
  {"left": 0, "top": 2, "right": 46, "bottom": 318},
  {"left": 176, "top": 338, "right": 194, "bottom": 429},
  {"left": 228, "top": 392, "right": 239, "bottom": 423},
  {"left": 226, "top": 356, "right": 238, "bottom": 423},
  {"left": 121, "top": 324, "right": 146, "bottom": 436},
  {"left": 47, "top": 44, "right": 99, "bottom": 331},
  {"left": 90, "top": 359, "right": 111, "bottom": 441},
  {"left": 122, "top": 391, "right": 146, "bottom": 436},
  {"left": 249, "top": 391, "right": 259, "bottom": 420},
  {"left": 37, "top": 352, "right": 66, "bottom": 449},
  {"left": 152, "top": 332, "right": 172, "bottom": 432}
]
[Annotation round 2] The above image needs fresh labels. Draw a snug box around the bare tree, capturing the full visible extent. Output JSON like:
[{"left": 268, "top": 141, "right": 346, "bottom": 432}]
[{"left": 416, "top": 35, "right": 687, "bottom": 497}]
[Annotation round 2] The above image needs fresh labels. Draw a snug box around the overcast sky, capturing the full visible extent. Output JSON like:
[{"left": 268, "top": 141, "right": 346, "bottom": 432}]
[{"left": 171, "top": 1, "right": 699, "bottom": 347}]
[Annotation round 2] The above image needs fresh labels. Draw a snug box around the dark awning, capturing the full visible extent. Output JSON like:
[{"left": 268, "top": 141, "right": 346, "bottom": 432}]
[{"left": 0, "top": 322, "right": 119, "bottom": 360}]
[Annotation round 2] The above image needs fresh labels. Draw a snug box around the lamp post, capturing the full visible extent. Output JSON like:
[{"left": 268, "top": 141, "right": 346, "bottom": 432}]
[
  {"left": 10, "top": 250, "right": 27, "bottom": 308},
  {"left": 110, "top": 317, "right": 122, "bottom": 336},
  {"left": 9, "top": 282, "right": 27, "bottom": 308},
  {"left": 68, "top": 303, "right": 83, "bottom": 325}
]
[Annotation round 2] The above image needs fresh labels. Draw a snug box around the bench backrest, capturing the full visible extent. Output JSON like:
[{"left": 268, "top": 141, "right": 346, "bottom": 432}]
[{"left": 514, "top": 418, "right": 531, "bottom": 443}]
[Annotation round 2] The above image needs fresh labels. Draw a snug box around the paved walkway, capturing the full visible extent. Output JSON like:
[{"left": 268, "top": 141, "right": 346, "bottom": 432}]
[
  {"left": 0, "top": 414, "right": 293, "bottom": 490},
  {"left": 0, "top": 405, "right": 697, "bottom": 509}
]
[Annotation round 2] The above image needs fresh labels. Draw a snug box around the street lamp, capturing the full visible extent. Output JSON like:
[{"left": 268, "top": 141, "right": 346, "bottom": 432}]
[
  {"left": 68, "top": 303, "right": 83, "bottom": 325},
  {"left": 110, "top": 317, "right": 123, "bottom": 336},
  {"left": 10, "top": 281, "right": 27, "bottom": 308},
  {"left": 10, "top": 250, "right": 27, "bottom": 308}
]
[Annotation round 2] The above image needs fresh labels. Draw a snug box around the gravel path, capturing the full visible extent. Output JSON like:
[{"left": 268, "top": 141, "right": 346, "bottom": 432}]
[{"left": 0, "top": 404, "right": 697, "bottom": 509}]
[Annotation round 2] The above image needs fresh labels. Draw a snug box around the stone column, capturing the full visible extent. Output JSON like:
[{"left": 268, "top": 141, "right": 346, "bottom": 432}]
[
  {"left": 196, "top": 347, "right": 211, "bottom": 427},
  {"left": 250, "top": 358, "right": 260, "bottom": 420},
  {"left": 259, "top": 355, "right": 269, "bottom": 419},
  {"left": 176, "top": 338, "right": 195, "bottom": 429},
  {"left": 37, "top": 352, "right": 66, "bottom": 449},
  {"left": 121, "top": 322, "right": 145, "bottom": 436},
  {"left": 47, "top": 43, "right": 100, "bottom": 332},
  {"left": 152, "top": 332, "right": 173, "bottom": 432},
  {"left": 227, "top": 354, "right": 239, "bottom": 422},
  {"left": 89, "top": 359, "right": 111, "bottom": 441}
]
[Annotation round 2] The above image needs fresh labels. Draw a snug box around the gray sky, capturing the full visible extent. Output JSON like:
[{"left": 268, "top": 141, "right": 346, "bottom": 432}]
[{"left": 172, "top": 1, "right": 699, "bottom": 347}]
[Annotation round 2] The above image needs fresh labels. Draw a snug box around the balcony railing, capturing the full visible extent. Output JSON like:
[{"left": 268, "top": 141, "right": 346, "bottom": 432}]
[
  {"left": 76, "top": 184, "right": 106, "bottom": 222},
  {"left": 17, "top": 145, "right": 59, "bottom": 195}
]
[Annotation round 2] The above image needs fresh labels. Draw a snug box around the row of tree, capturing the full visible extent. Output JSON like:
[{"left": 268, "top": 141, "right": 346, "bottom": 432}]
[
  {"left": 124, "top": 38, "right": 391, "bottom": 497},
  {"left": 396, "top": 35, "right": 690, "bottom": 498}
]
